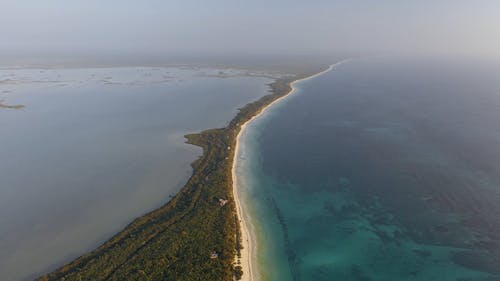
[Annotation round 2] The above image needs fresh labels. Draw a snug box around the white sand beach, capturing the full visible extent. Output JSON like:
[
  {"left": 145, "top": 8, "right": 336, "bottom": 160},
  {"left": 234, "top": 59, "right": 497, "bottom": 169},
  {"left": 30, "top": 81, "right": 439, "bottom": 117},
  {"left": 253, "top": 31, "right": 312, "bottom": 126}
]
[{"left": 232, "top": 61, "right": 345, "bottom": 281}]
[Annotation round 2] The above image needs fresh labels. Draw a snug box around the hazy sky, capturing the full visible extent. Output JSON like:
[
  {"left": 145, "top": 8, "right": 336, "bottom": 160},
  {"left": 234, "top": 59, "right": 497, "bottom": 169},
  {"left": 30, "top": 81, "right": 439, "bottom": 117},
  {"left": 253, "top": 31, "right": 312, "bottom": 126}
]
[{"left": 1, "top": 0, "right": 500, "bottom": 59}]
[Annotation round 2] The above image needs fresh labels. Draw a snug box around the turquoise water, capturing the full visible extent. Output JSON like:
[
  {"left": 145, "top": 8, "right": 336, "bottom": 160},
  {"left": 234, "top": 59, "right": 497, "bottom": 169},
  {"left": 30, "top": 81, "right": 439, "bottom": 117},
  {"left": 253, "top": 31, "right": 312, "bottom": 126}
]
[
  {"left": 239, "top": 58, "right": 500, "bottom": 280},
  {"left": 0, "top": 67, "right": 272, "bottom": 281}
]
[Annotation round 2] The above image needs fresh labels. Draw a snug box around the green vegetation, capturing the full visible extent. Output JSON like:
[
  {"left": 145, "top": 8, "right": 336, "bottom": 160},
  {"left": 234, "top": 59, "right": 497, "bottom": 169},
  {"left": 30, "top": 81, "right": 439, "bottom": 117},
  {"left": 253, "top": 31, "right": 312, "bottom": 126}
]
[{"left": 37, "top": 66, "right": 327, "bottom": 281}]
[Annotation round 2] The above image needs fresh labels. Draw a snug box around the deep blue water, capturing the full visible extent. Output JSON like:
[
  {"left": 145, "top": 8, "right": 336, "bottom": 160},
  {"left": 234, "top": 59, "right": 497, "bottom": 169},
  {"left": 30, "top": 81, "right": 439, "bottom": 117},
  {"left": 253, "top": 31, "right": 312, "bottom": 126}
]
[{"left": 240, "top": 58, "right": 500, "bottom": 281}]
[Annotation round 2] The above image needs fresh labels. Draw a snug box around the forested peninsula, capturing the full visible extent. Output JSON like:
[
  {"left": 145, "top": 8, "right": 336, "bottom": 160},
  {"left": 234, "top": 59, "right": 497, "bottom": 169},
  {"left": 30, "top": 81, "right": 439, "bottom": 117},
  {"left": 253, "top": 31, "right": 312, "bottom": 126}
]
[{"left": 38, "top": 63, "right": 328, "bottom": 281}]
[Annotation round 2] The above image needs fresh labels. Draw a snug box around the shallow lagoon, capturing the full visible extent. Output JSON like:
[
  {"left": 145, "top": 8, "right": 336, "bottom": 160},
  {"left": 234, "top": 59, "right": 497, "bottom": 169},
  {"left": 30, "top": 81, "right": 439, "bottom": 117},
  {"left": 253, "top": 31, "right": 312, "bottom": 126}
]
[{"left": 0, "top": 67, "right": 272, "bottom": 281}]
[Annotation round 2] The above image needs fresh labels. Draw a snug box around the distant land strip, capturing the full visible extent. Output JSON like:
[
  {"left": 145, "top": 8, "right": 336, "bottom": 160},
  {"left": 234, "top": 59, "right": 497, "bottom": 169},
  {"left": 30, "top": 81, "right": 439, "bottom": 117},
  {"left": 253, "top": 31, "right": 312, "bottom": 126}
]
[{"left": 0, "top": 100, "right": 25, "bottom": 109}]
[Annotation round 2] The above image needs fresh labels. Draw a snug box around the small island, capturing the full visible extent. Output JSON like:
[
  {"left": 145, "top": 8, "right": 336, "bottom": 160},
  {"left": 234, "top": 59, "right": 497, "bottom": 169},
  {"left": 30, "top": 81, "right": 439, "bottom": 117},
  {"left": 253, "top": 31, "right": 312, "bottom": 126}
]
[{"left": 0, "top": 100, "right": 25, "bottom": 109}]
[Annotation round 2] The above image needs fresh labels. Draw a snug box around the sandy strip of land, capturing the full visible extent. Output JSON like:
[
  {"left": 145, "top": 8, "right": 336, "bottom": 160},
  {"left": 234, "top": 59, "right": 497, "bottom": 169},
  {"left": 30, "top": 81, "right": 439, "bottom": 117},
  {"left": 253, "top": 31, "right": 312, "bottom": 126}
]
[{"left": 232, "top": 61, "right": 347, "bottom": 281}]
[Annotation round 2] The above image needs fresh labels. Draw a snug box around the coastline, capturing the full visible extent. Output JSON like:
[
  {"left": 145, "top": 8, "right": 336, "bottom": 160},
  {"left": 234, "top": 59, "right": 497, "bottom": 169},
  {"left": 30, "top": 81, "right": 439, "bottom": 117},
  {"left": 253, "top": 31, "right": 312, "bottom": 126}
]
[
  {"left": 38, "top": 61, "right": 343, "bottom": 281},
  {"left": 232, "top": 61, "right": 344, "bottom": 281}
]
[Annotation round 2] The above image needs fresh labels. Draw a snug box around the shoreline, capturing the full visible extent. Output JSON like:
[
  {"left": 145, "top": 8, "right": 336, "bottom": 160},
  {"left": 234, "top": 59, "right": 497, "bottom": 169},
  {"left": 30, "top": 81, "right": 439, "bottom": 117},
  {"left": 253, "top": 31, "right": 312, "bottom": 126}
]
[
  {"left": 232, "top": 61, "right": 345, "bottom": 281},
  {"left": 38, "top": 60, "right": 344, "bottom": 281}
]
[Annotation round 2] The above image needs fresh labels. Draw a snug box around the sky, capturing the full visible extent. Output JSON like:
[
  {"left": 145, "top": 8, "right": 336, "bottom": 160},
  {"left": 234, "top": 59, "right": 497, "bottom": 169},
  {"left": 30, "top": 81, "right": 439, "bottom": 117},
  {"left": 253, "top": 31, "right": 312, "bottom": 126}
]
[{"left": 1, "top": 0, "right": 500, "bottom": 60}]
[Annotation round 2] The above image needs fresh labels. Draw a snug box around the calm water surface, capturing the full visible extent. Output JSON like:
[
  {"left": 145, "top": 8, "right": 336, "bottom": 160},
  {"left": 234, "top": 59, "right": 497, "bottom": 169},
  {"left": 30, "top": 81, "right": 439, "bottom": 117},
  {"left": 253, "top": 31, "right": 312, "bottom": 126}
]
[
  {"left": 238, "top": 58, "right": 500, "bottom": 281},
  {"left": 0, "top": 67, "right": 272, "bottom": 281}
]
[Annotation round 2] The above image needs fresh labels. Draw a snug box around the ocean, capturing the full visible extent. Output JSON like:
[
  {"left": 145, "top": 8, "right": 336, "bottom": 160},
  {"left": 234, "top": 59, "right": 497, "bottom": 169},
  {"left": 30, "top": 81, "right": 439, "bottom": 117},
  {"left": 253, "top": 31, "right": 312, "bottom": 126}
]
[
  {"left": 0, "top": 67, "right": 272, "bottom": 281},
  {"left": 237, "top": 57, "right": 500, "bottom": 280}
]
